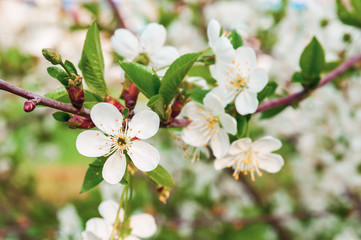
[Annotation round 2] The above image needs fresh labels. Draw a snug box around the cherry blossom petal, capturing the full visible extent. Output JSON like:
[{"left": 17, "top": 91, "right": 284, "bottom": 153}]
[
  {"left": 130, "top": 213, "right": 157, "bottom": 238},
  {"left": 76, "top": 130, "right": 112, "bottom": 157},
  {"left": 207, "top": 19, "right": 221, "bottom": 49},
  {"left": 111, "top": 29, "right": 139, "bottom": 59},
  {"left": 235, "top": 91, "right": 259, "bottom": 115},
  {"left": 181, "top": 125, "right": 211, "bottom": 147},
  {"left": 219, "top": 113, "right": 237, "bottom": 135},
  {"left": 141, "top": 23, "right": 166, "bottom": 55},
  {"left": 128, "top": 110, "right": 160, "bottom": 139},
  {"left": 91, "top": 103, "right": 123, "bottom": 135},
  {"left": 102, "top": 152, "right": 127, "bottom": 184},
  {"left": 214, "top": 37, "right": 235, "bottom": 63},
  {"left": 85, "top": 218, "right": 109, "bottom": 239},
  {"left": 98, "top": 200, "right": 121, "bottom": 225},
  {"left": 229, "top": 138, "right": 252, "bottom": 155},
  {"left": 203, "top": 93, "right": 224, "bottom": 115},
  {"left": 257, "top": 153, "right": 284, "bottom": 173},
  {"left": 124, "top": 236, "right": 140, "bottom": 240},
  {"left": 128, "top": 141, "right": 160, "bottom": 172},
  {"left": 82, "top": 231, "right": 102, "bottom": 240},
  {"left": 214, "top": 155, "right": 235, "bottom": 170},
  {"left": 209, "top": 86, "right": 237, "bottom": 107},
  {"left": 252, "top": 136, "right": 282, "bottom": 153},
  {"left": 150, "top": 46, "right": 179, "bottom": 68},
  {"left": 235, "top": 46, "right": 257, "bottom": 70},
  {"left": 210, "top": 128, "right": 230, "bottom": 158},
  {"left": 181, "top": 102, "right": 205, "bottom": 120},
  {"left": 248, "top": 68, "right": 268, "bottom": 93}
]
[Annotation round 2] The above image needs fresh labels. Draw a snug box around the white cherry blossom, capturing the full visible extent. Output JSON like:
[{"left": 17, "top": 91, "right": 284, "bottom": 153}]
[
  {"left": 181, "top": 93, "right": 237, "bottom": 158},
  {"left": 214, "top": 136, "right": 284, "bottom": 181},
  {"left": 210, "top": 40, "right": 268, "bottom": 115},
  {"left": 111, "top": 23, "right": 179, "bottom": 68},
  {"left": 76, "top": 103, "right": 160, "bottom": 184},
  {"left": 82, "top": 200, "right": 157, "bottom": 240}
]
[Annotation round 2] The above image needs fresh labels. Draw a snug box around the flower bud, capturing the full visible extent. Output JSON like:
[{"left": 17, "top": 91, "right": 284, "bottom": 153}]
[
  {"left": 67, "top": 87, "right": 85, "bottom": 109},
  {"left": 123, "top": 83, "right": 139, "bottom": 110},
  {"left": 23, "top": 100, "right": 37, "bottom": 112},
  {"left": 105, "top": 95, "right": 125, "bottom": 112},
  {"left": 42, "top": 48, "right": 62, "bottom": 65},
  {"left": 67, "top": 115, "right": 95, "bottom": 129}
]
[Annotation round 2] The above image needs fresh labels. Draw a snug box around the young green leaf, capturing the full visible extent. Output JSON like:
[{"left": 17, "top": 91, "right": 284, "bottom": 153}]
[
  {"left": 64, "top": 60, "right": 78, "bottom": 75},
  {"left": 45, "top": 88, "right": 103, "bottom": 104},
  {"left": 118, "top": 61, "right": 161, "bottom": 98},
  {"left": 78, "top": 21, "right": 108, "bottom": 96},
  {"left": 300, "top": 37, "right": 325, "bottom": 79},
  {"left": 291, "top": 72, "right": 305, "bottom": 84},
  {"left": 187, "top": 65, "right": 216, "bottom": 85},
  {"left": 236, "top": 115, "right": 249, "bottom": 138},
  {"left": 260, "top": 105, "right": 287, "bottom": 119},
  {"left": 159, "top": 52, "right": 202, "bottom": 105},
  {"left": 147, "top": 94, "right": 165, "bottom": 118},
  {"left": 257, "top": 81, "right": 278, "bottom": 103},
  {"left": 47, "top": 66, "right": 69, "bottom": 86},
  {"left": 336, "top": 0, "right": 361, "bottom": 28},
  {"left": 145, "top": 164, "right": 174, "bottom": 188},
  {"left": 186, "top": 89, "right": 210, "bottom": 103},
  {"left": 52, "top": 112, "right": 71, "bottom": 122},
  {"left": 229, "top": 29, "right": 243, "bottom": 49},
  {"left": 80, "top": 157, "right": 107, "bottom": 193}
]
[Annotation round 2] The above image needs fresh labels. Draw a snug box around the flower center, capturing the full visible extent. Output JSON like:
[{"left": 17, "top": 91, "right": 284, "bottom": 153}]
[
  {"left": 206, "top": 117, "right": 219, "bottom": 130},
  {"left": 231, "top": 149, "right": 263, "bottom": 181}
]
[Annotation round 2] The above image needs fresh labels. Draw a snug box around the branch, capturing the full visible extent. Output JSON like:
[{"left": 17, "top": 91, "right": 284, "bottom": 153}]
[
  {"left": 106, "top": 0, "right": 127, "bottom": 29},
  {"left": 0, "top": 79, "right": 91, "bottom": 118},
  {"left": 256, "top": 51, "right": 361, "bottom": 113}
]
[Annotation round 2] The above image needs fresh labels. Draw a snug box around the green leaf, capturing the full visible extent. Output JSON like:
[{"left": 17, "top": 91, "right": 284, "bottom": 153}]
[
  {"left": 291, "top": 72, "right": 304, "bottom": 84},
  {"left": 147, "top": 95, "right": 165, "bottom": 118},
  {"left": 47, "top": 66, "right": 69, "bottom": 86},
  {"left": 80, "top": 157, "right": 107, "bottom": 193},
  {"left": 187, "top": 65, "right": 216, "bottom": 85},
  {"left": 257, "top": 81, "right": 278, "bottom": 103},
  {"left": 123, "top": 107, "right": 129, "bottom": 118},
  {"left": 52, "top": 112, "right": 71, "bottom": 122},
  {"left": 145, "top": 165, "right": 174, "bottom": 188},
  {"left": 260, "top": 106, "right": 287, "bottom": 119},
  {"left": 159, "top": 52, "right": 201, "bottom": 105},
  {"left": 229, "top": 29, "right": 243, "bottom": 49},
  {"left": 118, "top": 61, "right": 161, "bottom": 98},
  {"left": 187, "top": 89, "right": 210, "bottom": 103},
  {"left": 236, "top": 115, "right": 249, "bottom": 138},
  {"left": 78, "top": 21, "right": 108, "bottom": 96},
  {"left": 45, "top": 88, "right": 103, "bottom": 104},
  {"left": 336, "top": 0, "right": 361, "bottom": 28},
  {"left": 300, "top": 37, "right": 325, "bottom": 79},
  {"left": 64, "top": 60, "right": 78, "bottom": 75}
]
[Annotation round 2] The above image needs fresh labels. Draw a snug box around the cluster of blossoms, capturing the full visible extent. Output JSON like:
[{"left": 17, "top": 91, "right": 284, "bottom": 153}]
[{"left": 75, "top": 19, "right": 285, "bottom": 239}]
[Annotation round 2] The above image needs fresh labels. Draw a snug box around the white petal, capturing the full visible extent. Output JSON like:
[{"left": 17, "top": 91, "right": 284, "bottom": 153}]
[
  {"left": 210, "top": 129, "right": 230, "bottom": 158},
  {"left": 219, "top": 113, "right": 237, "bottom": 135},
  {"left": 150, "top": 46, "right": 179, "bottom": 68},
  {"left": 207, "top": 19, "right": 221, "bottom": 49},
  {"left": 128, "top": 110, "right": 160, "bottom": 139},
  {"left": 98, "top": 200, "right": 120, "bottom": 225},
  {"left": 214, "top": 37, "right": 235, "bottom": 63},
  {"left": 248, "top": 68, "right": 268, "bottom": 93},
  {"left": 181, "top": 125, "right": 211, "bottom": 147},
  {"left": 125, "top": 236, "right": 140, "bottom": 240},
  {"left": 130, "top": 213, "right": 157, "bottom": 238},
  {"left": 85, "top": 218, "right": 109, "bottom": 239},
  {"left": 76, "top": 130, "right": 112, "bottom": 157},
  {"left": 181, "top": 102, "right": 205, "bottom": 120},
  {"left": 82, "top": 231, "right": 102, "bottom": 240},
  {"left": 111, "top": 29, "right": 139, "bottom": 58},
  {"left": 252, "top": 136, "right": 282, "bottom": 153},
  {"left": 141, "top": 23, "right": 166, "bottom": 55},
  {"left": 214, "top": 155, "right": 235, "bottom": 170},
  {"left": 128, "top": 141, "right": 160, "bottom": 172},
  {"left": 229, "top": 138, "right": 252, "bottom": 155},
  {"left": 209, "top": 86, "right": 236, "bottom": 107},
  {"left": 235, "top": 91, "right": 259, "bottom": 115},
  {"left": 102, "top": 152, "right": 127, "bottom": 184},
  {"left": 203, "top": 93, "right": 224, "bottom": 115},
  {"left": 257, "top": 153, "right": 284, "bottom": 173},
  {"left": 235, "top": 46, "right": 256, "bottom": 70},
  {"left": 91, "top": 103, "right": 123, "bottom": 135}
]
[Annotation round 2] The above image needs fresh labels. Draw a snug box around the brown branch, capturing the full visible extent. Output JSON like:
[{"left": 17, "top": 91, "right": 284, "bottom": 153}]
[
  {"left": 256, "top": 51, "right": 361, "bottom": 113},
  {"left": 0, "top": 79, "right": 90, "bottom": 118},
  {"left": 106, "top": 0, "right": 127, "bottom": 29}
]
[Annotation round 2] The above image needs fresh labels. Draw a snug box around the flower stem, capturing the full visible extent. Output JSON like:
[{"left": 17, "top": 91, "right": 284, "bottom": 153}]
[{"left": 110, "top": 184, "right": 128, "bottom": 240}]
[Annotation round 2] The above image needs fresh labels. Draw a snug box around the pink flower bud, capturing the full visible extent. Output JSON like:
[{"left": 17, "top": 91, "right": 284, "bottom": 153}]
[{"left": 23, "top": 100, "right": 37, "bottom": 112}]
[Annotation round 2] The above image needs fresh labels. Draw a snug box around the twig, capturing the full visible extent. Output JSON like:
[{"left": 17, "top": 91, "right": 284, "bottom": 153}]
[
  {"left": 0, "top": 79, "right": 91, "bottom": 118},
  {"left": 106, "top": 0, "right": 127, "bottom": 29},
  {"left": 256, "top": 51, "right": 361, "bottom": 113}
]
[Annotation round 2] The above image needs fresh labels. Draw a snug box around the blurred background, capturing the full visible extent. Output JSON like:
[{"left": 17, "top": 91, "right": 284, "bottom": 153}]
[{"left": 1, "top": 0, "right": 361, "bottom": 239}]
